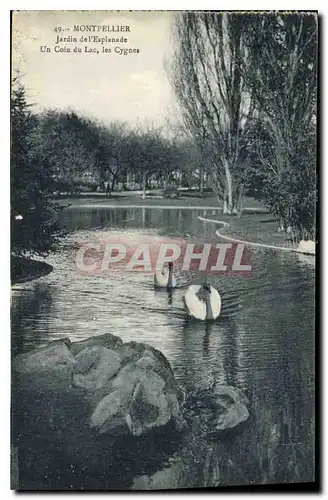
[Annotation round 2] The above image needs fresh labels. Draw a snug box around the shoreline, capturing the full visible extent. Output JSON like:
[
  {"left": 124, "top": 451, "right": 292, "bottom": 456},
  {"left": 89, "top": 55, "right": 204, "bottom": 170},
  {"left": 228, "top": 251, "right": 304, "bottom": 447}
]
[
  {"left": 64, "top": 204, "right": 269, "bottom": 211},
  {"left": 198, "top": 215, "right": 316, "bottom": 256},
  {"left": 11, "top": 257, "right": 53, "bottom": 285},
  {"left": 56, "top": 193, "right": 267, "bottom": 211}
]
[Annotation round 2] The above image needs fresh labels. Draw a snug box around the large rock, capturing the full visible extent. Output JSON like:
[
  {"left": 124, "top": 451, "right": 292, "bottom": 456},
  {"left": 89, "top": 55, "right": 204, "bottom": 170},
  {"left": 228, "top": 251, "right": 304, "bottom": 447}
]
[
  {"left": 215, "top": 402, "right": 249, "bottom": 431},
  {"left": 70, "top": 332, "right": 123, "bottom": 355},
  {"left": 211, "top": 384, "right": 250, "bottom": 431},
  {"left": 12, "top": 334, "right": 251, "bottom": 490},
  {"left": 212, "top": 384, "right": 250, "bottom": 408},
  {"left": 118, "top": 341, "right": 175, "bottom": 378},
  {"left": 90, "top": 360, "right": 183, "bottom": 436},
  {"left": 73, "top": 346, "right": 122, "bottom": 390},
  {"left": 13, "top": 338, "right": 75, "bottom": 374},
  {"left": 12, "top": 333, "right": 184, "bottom": 439},
  {"left": 183, "top": 384, "right": 250, "bottom": 436}
]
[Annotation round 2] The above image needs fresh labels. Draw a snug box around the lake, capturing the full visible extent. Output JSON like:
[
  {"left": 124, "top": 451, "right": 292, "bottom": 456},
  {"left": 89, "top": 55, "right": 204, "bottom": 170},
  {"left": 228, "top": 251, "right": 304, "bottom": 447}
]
[{"left": 11, "top": 206, "right": 315, "bottom": 488}]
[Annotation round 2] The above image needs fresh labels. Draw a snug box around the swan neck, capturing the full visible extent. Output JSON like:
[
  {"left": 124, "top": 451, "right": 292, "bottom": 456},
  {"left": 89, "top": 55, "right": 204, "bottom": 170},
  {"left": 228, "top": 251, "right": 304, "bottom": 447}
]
[
  {"left": 205, "top": 296, "right": 214, "bottom": 320},
  {"left": 167, "top": 267, "right": 173, "bottom": 288}
]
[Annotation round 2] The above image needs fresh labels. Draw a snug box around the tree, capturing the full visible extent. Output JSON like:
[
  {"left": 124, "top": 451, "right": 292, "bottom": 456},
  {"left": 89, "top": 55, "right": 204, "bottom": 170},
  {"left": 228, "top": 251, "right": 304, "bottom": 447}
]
[
  {"left": 94, "top": 122, "right": 126, "bottom": 192},
  {"left": 39, "top": 111, "right": 97, "bottom": 193},
  {"left": 122, "top": 125, "right": 166, "bottom": 199},
  {"left": 244, "top": 13, "right": 317, "bottom": 239},
  {"left": 11, "top": 79, "right": 63, "bottom": 258},
  {"left": 170, "top": 12, "right": 255, "bottom": 214}
]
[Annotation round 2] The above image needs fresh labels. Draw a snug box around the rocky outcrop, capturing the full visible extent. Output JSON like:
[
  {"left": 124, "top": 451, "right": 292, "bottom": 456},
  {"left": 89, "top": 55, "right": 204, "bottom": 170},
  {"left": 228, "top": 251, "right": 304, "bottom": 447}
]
[
  {"left": 183, "top": 383, "right": 250, "bottom": 437},
  {"left": 13, "top": 334, "right": 184, "bottom": 439},
  {"left": 13, "top": 337, "right": 75, "bottom": 374},
  {"left": 131, "top": 384, "right": 250, "bottom": 490},
  {"left": 212, "top": 384, "right": 250, "bottom": 431},
  {"left": 70, "top": 332, "right": 123, "bottom": 355},
  {"left": 73, "top": 346, "right": 123, "bottom": 391},
  {"left": 12, "top": 333, "right": 250, "bottom": 490}
]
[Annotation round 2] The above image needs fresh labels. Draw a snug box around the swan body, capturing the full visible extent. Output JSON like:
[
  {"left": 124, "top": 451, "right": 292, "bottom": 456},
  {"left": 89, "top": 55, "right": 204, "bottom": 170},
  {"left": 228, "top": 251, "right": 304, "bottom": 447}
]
[
  {"left": 154, "top": 262, "right": 194, "bottom": 289},
  {"left": 154, "top": 265, "right": 177, "bottom": 288},
  {"left": 184, "top": 284, "right": 221, "bottom": 321}
]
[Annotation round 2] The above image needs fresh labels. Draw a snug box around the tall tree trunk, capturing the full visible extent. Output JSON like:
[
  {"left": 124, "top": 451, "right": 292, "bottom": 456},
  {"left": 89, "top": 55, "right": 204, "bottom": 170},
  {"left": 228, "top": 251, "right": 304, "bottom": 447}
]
[
  {"left": 171, "top": 13, "right": 255, "bottom": 216},
  {"left": 142, "top": 171, "right": 147, "bottom": 199},
  {"left": 221, "top": 161, "right": 243, "bottom": 215},
  {"left": 163, "top": 174, "right": 169, "bottom": 190},
  {"left": 122, "top": 171, "right": 128, "bottom": 190},
  {"left": 199, "top": 164, "right": 204, "bottom": 195}
]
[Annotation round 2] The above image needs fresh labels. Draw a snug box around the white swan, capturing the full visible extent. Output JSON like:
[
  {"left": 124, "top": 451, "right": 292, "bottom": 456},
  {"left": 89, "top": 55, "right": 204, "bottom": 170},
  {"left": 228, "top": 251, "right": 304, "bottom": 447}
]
[
  {"left": 184, "top": 283, "right": 221, "bottom": 321},
  {"left": 154, "top": 262, "right": 176, "bottom": 288},
  {"left": 154, "top": 262, "right": 194, "bottom": 289}
]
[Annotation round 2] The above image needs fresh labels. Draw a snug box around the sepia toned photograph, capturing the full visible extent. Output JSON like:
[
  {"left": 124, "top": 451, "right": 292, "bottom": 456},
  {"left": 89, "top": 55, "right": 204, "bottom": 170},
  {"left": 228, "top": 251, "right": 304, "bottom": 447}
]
[{"left": 10, "top": 9, "right": 317, "bottom": 491}]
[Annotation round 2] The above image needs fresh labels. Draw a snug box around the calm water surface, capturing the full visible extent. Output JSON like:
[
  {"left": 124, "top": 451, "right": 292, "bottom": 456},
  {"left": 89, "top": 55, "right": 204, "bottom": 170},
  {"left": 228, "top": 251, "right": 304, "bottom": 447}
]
[{"left": 11, "top": 207, "right": 315, "bottom": 487}]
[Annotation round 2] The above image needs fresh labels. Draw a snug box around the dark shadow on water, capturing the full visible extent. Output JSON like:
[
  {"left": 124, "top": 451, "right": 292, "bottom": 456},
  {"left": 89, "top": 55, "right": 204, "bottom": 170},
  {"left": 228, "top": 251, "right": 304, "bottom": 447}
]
[
  {"left": 14, "top": 397, "right": 184, "bottom": 491},
  {"left": 180, "top": 314, "right": 243, "bottom": 391},
  {"left": 153, "top": 286, "right": 179, "bottom": 307},
  {"left": 202, "top": 321, "right": 213, "bottom": 356},
  {"left": 11, "top": 282, "right": 54, "bottom": 357}
]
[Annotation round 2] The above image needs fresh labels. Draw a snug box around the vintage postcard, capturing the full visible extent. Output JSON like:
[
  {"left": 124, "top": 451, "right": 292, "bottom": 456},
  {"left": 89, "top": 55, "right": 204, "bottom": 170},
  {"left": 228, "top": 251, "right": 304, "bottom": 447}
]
[{"left": 11, "top": 10, "right": 317, "bottom": 491}]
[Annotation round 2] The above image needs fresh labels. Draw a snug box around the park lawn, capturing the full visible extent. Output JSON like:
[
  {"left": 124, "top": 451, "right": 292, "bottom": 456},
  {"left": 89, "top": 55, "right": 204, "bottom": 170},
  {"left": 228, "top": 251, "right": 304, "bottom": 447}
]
[{"left": 214, "top": 212, "right": 295, "bottom": 248}]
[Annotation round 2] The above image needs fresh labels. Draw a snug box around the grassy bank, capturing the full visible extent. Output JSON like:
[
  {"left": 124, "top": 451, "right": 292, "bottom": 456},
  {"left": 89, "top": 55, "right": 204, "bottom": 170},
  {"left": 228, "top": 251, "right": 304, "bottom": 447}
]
[{"left": 202, "top": 212, "right": 301, "bottom": 249}]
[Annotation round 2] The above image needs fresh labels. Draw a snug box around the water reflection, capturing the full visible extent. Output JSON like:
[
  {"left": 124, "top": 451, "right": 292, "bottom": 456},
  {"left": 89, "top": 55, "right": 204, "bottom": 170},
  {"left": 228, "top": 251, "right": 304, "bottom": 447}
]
[
  {"left": 11, "top": 206, "right": 315, "bottom": 487},
  {"left": 11, "top": 282, "right": 54, "bottom": 356}
]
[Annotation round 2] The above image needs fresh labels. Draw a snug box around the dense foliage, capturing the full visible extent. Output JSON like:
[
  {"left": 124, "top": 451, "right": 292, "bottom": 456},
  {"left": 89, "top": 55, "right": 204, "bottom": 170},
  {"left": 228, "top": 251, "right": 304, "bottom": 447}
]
[
  {"left": 171, "top": 12, "right": 317, "bottom": 239},
  {"left": 11, "top": 80, "right": 63, "bottom": 258},
  {"left": 244, "top": 13, "right": 317, "bottom": 240}
]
